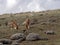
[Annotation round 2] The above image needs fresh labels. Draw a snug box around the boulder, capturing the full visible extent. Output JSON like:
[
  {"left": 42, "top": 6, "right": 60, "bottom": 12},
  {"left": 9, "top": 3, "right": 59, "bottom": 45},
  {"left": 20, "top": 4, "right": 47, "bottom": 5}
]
[
  {"left": 26, "top": 33, "right": 40, "bottom": 41},
  {"left": 11, "top": 41, "right": 19, "bottom": 45},
  {"left": 0, "top": 43, "right": 3, "bottom": 45},
  {"left": 0, "top": 39, "right": 12, "bottom": 44},
  {"left": 10, "top": 33, "right": 26, "bottom": 40}
]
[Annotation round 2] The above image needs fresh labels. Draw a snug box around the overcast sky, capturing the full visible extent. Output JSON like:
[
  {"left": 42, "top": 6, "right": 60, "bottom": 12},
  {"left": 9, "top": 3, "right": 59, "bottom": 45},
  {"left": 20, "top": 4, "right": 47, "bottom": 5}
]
[{"left": 0, "top": 0, "right": 60, "bottom": 14}]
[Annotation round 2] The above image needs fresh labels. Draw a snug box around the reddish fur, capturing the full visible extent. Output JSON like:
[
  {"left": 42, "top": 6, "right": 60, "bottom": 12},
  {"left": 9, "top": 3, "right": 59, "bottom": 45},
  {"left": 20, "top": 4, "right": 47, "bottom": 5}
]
[
  {"left": 9, "top": 20, "right": 18, "bottom": 30},
  {"left": 25, "top": 18, "right": 30, "bottom": 30}
]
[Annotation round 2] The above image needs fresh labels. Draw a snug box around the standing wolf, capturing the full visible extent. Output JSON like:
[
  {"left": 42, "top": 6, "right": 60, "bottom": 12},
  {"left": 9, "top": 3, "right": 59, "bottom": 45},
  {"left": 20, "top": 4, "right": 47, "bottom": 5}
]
[
  {"left": 23, "top": 18, "right": 30, "bottom": 31},
  {"left": 8, "top": 20, "right": 18, "bottom": 30}
]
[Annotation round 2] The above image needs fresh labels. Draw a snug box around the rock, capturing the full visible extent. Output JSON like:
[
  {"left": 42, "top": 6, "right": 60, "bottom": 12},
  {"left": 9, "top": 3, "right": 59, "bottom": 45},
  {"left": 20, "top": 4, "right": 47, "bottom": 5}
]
[
  {"left": 40, "top": 38, "right": 48, "bottom": 40},
  {"left": 0, "top": 43, "right": 3, "bottom": 45},
  {"left": 30, "top": 18, "right": 38, "bottom": 25},
  {"left": 15, "top": 38, "right": 25, "bottom": 43},
  {"left": 26, "top": 33, "right": 41, "bottom": 41},
  {"left": 44, "top": 30, "right": 55, "bottom": 35},
  {"left": 12, "top": 43, "right": 19, "bottom": 45},
  {"left": 11, "top": 41, "right": 19, "bottom": 45},
  {"left": 49, "top": 19, "right": 56, "bottom": 22},
  {"left": 41, "top": 22, "right": 47, "bottom": 25},
  {"left": 0, "top": 39, "right": 12, "bottom": 44},
  {"left": 10, "top": 33, "right": 26, "bottom": 40}
]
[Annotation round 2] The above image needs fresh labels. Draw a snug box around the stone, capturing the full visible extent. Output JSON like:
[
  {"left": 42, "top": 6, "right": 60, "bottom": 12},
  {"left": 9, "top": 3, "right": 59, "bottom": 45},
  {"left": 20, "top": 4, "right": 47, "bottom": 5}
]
[
  {"left": 10, "top": 33, "right": 26, "bottom": 40},
  {"left": 26, "top": 33, "right": 40, "bottom": 41},
  {"left": 0, "top": 39, "right": 12, "bottom": 44}
]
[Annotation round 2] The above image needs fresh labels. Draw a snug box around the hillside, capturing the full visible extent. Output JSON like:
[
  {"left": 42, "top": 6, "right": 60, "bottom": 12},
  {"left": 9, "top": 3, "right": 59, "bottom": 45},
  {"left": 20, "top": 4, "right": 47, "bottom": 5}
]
[{"left": 0, "top": 9, "right": 60, "bottom": 45}]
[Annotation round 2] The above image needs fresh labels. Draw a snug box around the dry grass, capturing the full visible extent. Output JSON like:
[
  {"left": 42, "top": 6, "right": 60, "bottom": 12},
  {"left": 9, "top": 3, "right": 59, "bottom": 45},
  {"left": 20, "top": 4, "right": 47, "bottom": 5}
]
[{"left": 0, "top": 9, "right": 60, "bottom": 45}]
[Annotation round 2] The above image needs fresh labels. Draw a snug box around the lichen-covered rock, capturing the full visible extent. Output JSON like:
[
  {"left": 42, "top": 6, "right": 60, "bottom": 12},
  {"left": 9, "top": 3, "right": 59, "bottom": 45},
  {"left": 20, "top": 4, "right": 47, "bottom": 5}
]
[
  {"left": 26, "top": 33, "right": 41, "bottom": 41},
  {"left": 0, "top": 39, "right": 12, "bottom": 44},
  {"left": 10, "top": 33, "right": 26, "bottom": 40}
]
